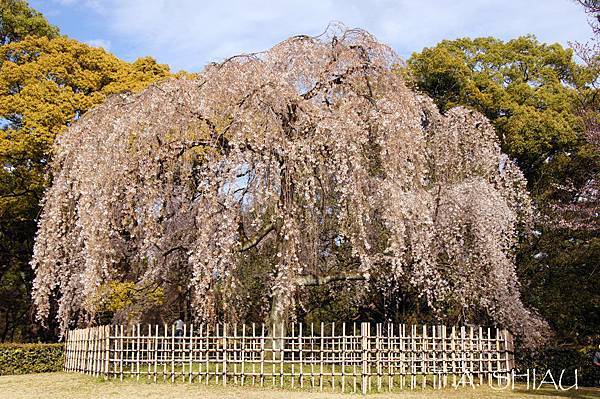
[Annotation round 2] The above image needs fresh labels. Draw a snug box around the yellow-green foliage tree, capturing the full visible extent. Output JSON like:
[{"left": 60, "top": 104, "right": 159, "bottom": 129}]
[
  {"left": 92, "top": 282, "right": 164, "bottom": 325},
  {"left": 0, "top": 0, "right": 170, "bottom": 341},
  {"left": 1, "top": 0, "right": 59, "bottom": 44},
  {"left": 408, "top": 36, "right": 585, "bottom": 174}
]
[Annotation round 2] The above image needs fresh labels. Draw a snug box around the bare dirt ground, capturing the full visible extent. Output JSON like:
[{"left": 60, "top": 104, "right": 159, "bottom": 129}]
[{"left": 0, "top": 372, "right": 598, "bottom": 399}]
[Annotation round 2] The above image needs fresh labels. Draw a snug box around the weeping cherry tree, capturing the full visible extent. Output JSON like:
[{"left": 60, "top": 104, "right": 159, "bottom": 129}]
[{"left": 31, "top": 27, "right": 548, "bottom": 346}]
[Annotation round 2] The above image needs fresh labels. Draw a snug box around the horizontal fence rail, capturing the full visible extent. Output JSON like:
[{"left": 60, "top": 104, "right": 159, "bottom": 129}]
[{"left": 64, "top": 322, "right": 514, "bottom": 394}]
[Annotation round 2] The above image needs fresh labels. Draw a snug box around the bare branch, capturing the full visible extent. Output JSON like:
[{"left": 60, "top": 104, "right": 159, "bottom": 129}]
[{"left": 238, "top": 221, "right": 278, "bottom": 252}]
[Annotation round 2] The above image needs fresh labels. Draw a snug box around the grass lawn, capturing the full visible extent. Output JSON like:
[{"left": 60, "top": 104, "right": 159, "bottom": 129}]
[{"left": 0, "top": 373, "right": 598, "bottom": 399}]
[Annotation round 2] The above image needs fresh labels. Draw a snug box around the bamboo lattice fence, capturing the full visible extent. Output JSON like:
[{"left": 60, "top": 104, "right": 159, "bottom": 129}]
[{"left": 64, "top": 323, "right": 514, "bottom": 394}]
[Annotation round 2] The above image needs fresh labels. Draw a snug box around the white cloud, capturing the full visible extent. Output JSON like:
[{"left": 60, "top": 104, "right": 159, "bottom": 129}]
[
  {"left": 85, "top": 38, "right": 111, "bottom": 50},
  {"left": 50, "top": 0, "right": 593, "bottom": 72}
]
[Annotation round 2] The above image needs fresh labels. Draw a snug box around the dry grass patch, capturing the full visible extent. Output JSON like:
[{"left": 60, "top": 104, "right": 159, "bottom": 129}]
[{"left": 0, "top": 372, "right": 598, "bottom": 399}]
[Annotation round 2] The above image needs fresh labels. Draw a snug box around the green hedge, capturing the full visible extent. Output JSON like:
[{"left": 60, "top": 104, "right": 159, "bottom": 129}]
[
  {"left": 0, "top": 343, "right": 64, "bottom": 375},
  {"left": 516, "top": 346, "right": 600, "bottom": 387}
]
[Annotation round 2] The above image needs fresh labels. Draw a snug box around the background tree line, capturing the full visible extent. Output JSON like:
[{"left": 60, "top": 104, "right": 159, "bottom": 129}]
[{"left": 0, "top": 0, "right": 597, "bottom": 365}]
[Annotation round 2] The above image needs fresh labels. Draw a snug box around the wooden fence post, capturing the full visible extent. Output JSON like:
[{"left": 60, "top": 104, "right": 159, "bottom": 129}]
[
  {"left": 361, "top": 322, "right": 369, "bottom": 396},
  {"left": 223, "top": 323, "right": 228, "bottom": 386},
  {"left": 119, "top": 325, "right": 124, "bottom": 381},
  {"left": 171, "top": 324, "right": 175, "bottom": 383},
  {"left": 63, "top": 330, "right": 69, "bottom": 372},
  {"left": 504, "top": 329, "right": 514, "bottom": 371},
  {"left": 189, "top": 323, "right": 194, "bottom": 383},
  {"left": 104, "top": 325, "right": 110, "bottom": 380},
  {"left": 319, "top": 321, "right": 324, "bottom": 392}
]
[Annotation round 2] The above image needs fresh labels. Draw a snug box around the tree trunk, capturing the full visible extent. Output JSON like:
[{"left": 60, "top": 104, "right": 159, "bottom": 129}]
[
  {"left": 267, "top": 285, "right": 288, "bottom": 360},
  {"left": 267, "top": 272, "right": 366, "bottom": 359}
]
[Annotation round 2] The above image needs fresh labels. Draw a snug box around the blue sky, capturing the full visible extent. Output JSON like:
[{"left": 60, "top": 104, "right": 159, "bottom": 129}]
[{"left": 30, "top": 0, "right": 593, "bottom": 73}]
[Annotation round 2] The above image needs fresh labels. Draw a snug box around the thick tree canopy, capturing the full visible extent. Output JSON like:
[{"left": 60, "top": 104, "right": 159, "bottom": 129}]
[
  {"left": 32, "top": 28, "right": 548, "bottom": 347},
  {"left": 407, "top": 36, "right": 583, "bottom": 175},
  {"left": 0, "top": 0, "right": 58, "bottom": 44}
]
